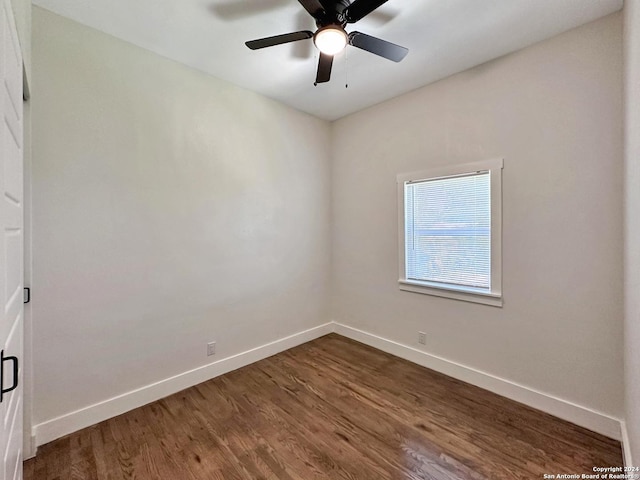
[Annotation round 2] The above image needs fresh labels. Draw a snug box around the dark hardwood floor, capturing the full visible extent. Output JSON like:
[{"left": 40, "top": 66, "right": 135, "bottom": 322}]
[{"left": 24, "top": 334, "right": 622, "bottom": 479}]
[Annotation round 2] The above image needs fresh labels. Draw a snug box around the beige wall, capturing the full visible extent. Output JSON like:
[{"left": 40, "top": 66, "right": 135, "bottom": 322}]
[
  {"left": 331, "top": 14, "right": 624, "bottom": 420},
  {"left": 31, "top": 8, "right": 331, "bottom": 427},
  {"left": 31, "top": 5, "right": 629, "bottom": 447},
  {"left": 624, "top": 0, "right": 640, "bottom": 466}
]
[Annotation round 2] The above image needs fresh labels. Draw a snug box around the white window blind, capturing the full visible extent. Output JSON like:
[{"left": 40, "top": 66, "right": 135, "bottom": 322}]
[{"left": 404, "top": 171, "right": 491, "bottom": 291}]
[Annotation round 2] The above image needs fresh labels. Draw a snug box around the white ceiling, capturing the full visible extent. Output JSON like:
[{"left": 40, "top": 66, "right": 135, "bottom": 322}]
[{"left": 33, "top": 0, "right": 623, "bottom": 120}]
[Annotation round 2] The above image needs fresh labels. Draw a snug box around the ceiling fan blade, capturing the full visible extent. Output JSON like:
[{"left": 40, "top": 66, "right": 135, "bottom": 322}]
[
  {"left": 297, "top": 0, "right": 325, "bottom": 19},
  {"left": 315, "top": 53, "right": 333, "bottom": 84},
  {"left": 291, "top": 10, "right": 316, "bottom": 59},
  {"left": 343, "top": 0, "right": 388, "bottom": 23},
  {"left": 348, "top": 31, "right": 408, "bottom": 62},
  {"left": 246, "top": 31, "right": 313, "bottom": 50}
]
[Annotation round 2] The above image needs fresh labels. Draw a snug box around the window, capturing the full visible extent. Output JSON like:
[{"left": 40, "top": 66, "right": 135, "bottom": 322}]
[{"left": 397, "top": 159, "right": 503, "bottom": 307}]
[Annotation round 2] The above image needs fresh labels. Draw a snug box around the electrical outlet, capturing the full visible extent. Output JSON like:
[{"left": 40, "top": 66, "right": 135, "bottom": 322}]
[
  {"left": 207, "top": 341, "right": 216, "bottom": 356},
  {"left": 418, "top": 332, "right": 426, "bottom": 345}
]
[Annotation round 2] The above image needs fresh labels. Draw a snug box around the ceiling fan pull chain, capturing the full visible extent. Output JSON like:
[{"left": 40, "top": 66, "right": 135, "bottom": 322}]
[
  {"left": 345, "top": 48, "right": 349, "bottom": 88},
  {"left": 314, "top": 51, "right": 318, "bottom": 86}
]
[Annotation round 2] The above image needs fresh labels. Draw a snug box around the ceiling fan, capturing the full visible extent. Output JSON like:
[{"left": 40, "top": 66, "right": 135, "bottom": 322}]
[{"left": 245, "top": 0, "right": 408, "bottom": 85}]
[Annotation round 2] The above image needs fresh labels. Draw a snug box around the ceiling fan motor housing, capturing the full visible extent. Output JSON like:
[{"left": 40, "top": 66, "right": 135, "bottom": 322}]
[{"left": 313, "top": 0, "right": 351, "bottom": 27}]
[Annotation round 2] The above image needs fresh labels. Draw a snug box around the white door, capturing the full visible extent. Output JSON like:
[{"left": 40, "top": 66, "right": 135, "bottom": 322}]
[{"left": 0, "top": 0, "right": 23, "bottom": 477}]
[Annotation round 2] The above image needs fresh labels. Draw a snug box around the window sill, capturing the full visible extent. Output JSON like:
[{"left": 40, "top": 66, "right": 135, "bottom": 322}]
[{"left": 398, "top": 279, "right": 503, "bottom": 307}]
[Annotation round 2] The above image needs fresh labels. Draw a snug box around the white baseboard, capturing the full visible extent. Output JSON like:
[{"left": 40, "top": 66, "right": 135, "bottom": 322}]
[
  {"left": 33, "top": 321, "right": 624, "bottom": 448},
  {"left": 33, "top": 322, "right": 334, "bottom": 447},
  {"left": 621, "top": 421, "right": 634, "bottom": 467},
  {"left": 334, "top": 322, "right": 622, "bottom": 441}
]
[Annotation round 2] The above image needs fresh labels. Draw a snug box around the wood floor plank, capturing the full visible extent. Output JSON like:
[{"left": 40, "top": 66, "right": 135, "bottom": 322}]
[{"left": 24, "top": 334, "right": 623, "bottom": 479}]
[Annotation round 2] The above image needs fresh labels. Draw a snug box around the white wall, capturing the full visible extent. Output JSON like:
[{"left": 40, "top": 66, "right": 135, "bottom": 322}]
[
  {"left": 624, "top": 0, "right": 640, "bottom": 466},
  {"left": 31, "top": 7, "right": 331, "bottom": 430},
  {"left": 331, "top": 14, "right": 624, "bottom": 422}
]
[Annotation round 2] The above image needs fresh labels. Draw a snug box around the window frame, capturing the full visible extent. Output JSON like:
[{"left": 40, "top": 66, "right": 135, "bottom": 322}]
[{"left": 397, "top": 158, "right": 503, "bottom": 307}]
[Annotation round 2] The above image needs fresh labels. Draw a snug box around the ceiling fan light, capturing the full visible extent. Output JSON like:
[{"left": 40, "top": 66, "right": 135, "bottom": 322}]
[{"left": 314, "top": 26, "right": 348, "bottom": 55}]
